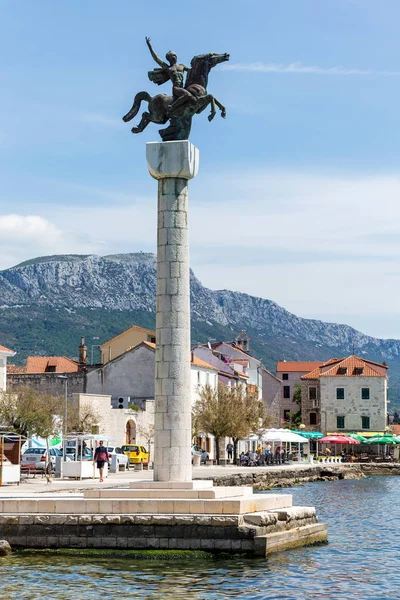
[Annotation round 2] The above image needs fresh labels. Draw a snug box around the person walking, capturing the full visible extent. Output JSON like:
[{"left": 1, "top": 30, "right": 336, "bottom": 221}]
[
  {"left": 226, "top": 442, "right": 234, "bottom": 461},
  {"left": 93, "top": 440, "right": 109, "bottom": 482}
]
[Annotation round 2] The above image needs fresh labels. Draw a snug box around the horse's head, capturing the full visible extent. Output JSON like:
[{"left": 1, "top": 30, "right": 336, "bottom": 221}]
[
  {"left": 187, "top": 52, "right": 230, "bottom": 90},
  {"left": 190, "top": 52, "right": 230, "bottom": 71}
]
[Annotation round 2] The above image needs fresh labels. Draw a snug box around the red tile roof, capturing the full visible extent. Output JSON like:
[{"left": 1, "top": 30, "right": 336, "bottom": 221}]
[
  {"left": 276, "top": 361, "right": 323, "bottom": 373},
  {"left": 25, "top": 356, "right": 79, "bottom": 374},
  {"left": 7, "top": 364, "right": 26, "bottom": 374},
  {"left": 302, "top": 355, "right": 387, "bottom": 380},
  {"left": 0, "top": 344, "right": 15, "bottom": 354}
]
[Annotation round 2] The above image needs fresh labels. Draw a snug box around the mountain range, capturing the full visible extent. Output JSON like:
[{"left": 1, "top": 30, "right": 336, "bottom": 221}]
[{"left": 1, "top": 252, "right": 399, "bottom": 408}]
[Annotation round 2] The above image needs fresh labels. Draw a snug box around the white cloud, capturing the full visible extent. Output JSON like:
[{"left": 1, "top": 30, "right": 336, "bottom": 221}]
[
  {"left": 0, "top": 215, "right": 101, "bottom": 268},
  {"left": 223, "top": 62, "right": 400, "bottom": 76}
]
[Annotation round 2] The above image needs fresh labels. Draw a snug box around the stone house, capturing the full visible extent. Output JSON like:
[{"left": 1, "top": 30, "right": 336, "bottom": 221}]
[
  {"left": 0, "top": 344, "right": 15, "bottom": 392},
  {"left": 301, "top": 355, "right": 388, "bottom": 434},
  {"left": 276, "top": 361, "right": 323, "bottom": 424}
]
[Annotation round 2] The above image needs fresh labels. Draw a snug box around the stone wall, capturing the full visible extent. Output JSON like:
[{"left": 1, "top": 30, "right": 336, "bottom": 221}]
[
  {"left": 199, "top": 464, "right": 364, "bottom": 489},
  {"left": 7, "top": 372, "right": 85, "bottom": 399},
  {"left": 0, "top": 510, "right": 323, "bottom": 555}
]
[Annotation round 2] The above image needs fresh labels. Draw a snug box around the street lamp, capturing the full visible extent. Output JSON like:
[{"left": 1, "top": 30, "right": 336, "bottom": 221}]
[{"left": 56, "top": 376, "right": 68, "bottom": 439}]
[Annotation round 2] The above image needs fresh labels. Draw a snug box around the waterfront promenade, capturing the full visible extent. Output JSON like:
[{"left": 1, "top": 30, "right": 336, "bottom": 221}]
[{"left": 0, "top": 462, "right": 366, "bottom": 497}]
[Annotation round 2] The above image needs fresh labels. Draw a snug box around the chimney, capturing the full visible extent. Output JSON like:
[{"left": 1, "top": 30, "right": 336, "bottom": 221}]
[{"left": 79, "top": 336, "right": 87, "bottom": 365}]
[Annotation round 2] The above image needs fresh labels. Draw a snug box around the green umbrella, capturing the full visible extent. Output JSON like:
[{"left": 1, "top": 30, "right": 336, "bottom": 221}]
[
  {"left": 367, "top": 435, "right": 400, "bottom": 445},
  {"left": 292, "top": 431, "right": 324, "bottom": 439},
  {"left": 347, "top": 433, "right": 368, "bottom": 443}
]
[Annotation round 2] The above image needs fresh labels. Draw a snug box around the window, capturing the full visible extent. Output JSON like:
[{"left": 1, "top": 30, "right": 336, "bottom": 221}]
[
  {"left": 336, "top": 388, "right": 345, "bottom": 400},
  {"left": 362, "top": 416, "right": 370, "bottom": 429},
  {"left": 46, "top": 366, "right": 56, "bottom": 373},
  {"left": 197, "top": 371, "right": 200, "bottom": 385},
  {"left": 283, "top": 386, "right": 290, "bottom": 398},
  {"left": 206, "top": 372, "right": 210, "bottom": 385},
  {"left": 150, "top": 337, "right": 156, "bottom": 344},
  {"left": 338, "top": 367, "right": 347, "bottom": 375},
  {"left": 283, "top": 409, "right": 291, "bottom": 422},
  {"left": 355, "top": 367, "right": 363, "bottom": 375},
  {"left": 310, "top": 412, "right": 317, "bottom": 425},
  {"left": 309, "top": 387, "right": 317, "bottom": 400},
  {"left": 337, "top": 416, "right": 345, "bottom": 429},
  {"left": 361, "top": 388, "right": 370, "bottom": 400},
  {"left": 282, "top": 373, "right": 289, "bottom": 381}
]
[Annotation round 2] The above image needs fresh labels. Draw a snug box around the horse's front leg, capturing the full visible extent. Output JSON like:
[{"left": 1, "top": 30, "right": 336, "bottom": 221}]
[
  {"left": 207, "top": 96, "right": 217, "bottom": 122},
  {"left": 214, "top": 96, "right": 226, "bottom": 119},
  {"left": 131, "top": 112, "right": 150, "bottom": 134}
]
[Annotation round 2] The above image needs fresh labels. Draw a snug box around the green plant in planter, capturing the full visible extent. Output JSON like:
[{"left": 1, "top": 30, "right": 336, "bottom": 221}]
[{"left": 128, "top": 403, "right": 141, "bottom": 411}]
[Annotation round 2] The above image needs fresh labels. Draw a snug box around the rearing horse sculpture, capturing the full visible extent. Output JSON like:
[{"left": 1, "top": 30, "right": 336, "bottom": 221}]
[{"left": 122, "top": 52, "right": 230, "bottom": 141}]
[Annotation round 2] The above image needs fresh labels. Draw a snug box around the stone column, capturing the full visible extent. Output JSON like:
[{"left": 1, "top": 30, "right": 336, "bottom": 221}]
[{"left": 146, "top": 140, "right": 199, "bottom": 482}]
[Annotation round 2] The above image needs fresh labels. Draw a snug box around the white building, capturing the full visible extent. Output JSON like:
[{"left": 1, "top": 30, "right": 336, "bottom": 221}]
[{"left": 0, "top": 344, "right": 16, "bottom": 392}]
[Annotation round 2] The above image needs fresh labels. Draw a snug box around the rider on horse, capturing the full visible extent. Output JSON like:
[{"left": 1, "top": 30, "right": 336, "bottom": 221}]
[{"left": 146, "top": 37, "right": 196, "bottom": 113}]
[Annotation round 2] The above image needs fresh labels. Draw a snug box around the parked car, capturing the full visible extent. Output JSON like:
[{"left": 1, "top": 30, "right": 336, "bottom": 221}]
[
  {"left": 65, "top": 447, "right": 93, "bottom": 461},
  {"left": 107, "top": 446, "right": 129, "bottom": 469},
  {"left": 21, "top": 447, "right": 70, "bottom": 472},
  {"left": 121, "top": 444, "right": 149, "bottom": 465}
]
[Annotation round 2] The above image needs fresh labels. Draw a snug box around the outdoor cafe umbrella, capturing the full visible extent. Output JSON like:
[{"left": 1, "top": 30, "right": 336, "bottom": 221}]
[
  {"left": 346, "top": 433, "right": 368, "bottom": 443},
  {"left": 367, "top": 434, "right": 400, "bottom": 455},
  {"left": 293, "top": 430, "right": 324, "bottom": 457},
  {"left": 261, "top": 429, "right": 309, "bottom": 461},
  {"left": 319, "top": 434, "right": 360, "bottom": 456}
]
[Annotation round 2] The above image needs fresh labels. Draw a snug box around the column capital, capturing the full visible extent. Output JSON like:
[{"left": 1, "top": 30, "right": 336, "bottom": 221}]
[{"left": 146, "top": 141, "right": 199, "bottom": 181}]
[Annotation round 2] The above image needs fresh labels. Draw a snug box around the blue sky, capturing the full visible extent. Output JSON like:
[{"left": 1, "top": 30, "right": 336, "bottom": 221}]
[{"left": 1, "top": 0, "right": 400, "bottom": 338}]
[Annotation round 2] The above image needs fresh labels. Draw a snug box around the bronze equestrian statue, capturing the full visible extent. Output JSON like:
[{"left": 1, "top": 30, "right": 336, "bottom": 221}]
[{"left": 122, "top": 37, "right": 230, "bottom": 141}]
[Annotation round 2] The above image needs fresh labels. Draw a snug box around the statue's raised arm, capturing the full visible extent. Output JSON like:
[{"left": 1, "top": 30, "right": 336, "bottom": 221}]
[{"left": 146, "top": 37, "right": 167, "bottom": 69}]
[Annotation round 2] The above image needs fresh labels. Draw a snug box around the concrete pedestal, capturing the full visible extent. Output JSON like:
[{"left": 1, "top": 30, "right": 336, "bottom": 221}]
[{"left": 146, "top": 141, "right": 199, "bottom": 483}]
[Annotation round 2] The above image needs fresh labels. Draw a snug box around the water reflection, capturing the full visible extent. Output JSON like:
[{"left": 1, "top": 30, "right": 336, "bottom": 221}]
[{"left": 1, "top": 477, "right": 400, "bottom": 599}]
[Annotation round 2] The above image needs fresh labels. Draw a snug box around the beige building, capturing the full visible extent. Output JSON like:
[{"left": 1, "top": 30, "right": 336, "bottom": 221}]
[
  {"left": 100, "top": 325, "right": 156, "bottom": 365},
  {"left": 301, "top": 355, "right": 388, "bottom": 434}
]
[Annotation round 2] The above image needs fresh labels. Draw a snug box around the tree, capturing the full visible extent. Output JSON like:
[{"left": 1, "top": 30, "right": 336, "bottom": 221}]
[
  {"left": 193, "top": 383, "right": 273, "bottom": 464},
  {"left": 193, "top": 384, "right": 234, "bottom": 464},
  {"left": 290, "top": 383, "right": 302, "bottom": 427},
  {"left": 229, "top": 386, "right": 273, "bottom": 463},
  {"left": 0, "top": 386, "right": 61, "bottom": 476},
  {"left": 0, "top": 386, "right": 60, "bottom": 439},
  {"left": 138, "top": 423, "right": 154, "bottom": 464},
  {"left": 67, "top": 402, "right": 100, "bottom": 435}
]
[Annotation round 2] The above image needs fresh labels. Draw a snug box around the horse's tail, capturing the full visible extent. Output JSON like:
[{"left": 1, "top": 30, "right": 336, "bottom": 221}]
[{"left": 122, "top": 92, "right": 151, "bottom": 122}]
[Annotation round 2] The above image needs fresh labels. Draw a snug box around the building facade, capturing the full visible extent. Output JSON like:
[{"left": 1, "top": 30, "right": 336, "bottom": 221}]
[
  {"left": 301, "top": 356, "right": 388, "bottom": 434},
  {"left": 276, "top": 361, "right": 323, "bottom": 424}
]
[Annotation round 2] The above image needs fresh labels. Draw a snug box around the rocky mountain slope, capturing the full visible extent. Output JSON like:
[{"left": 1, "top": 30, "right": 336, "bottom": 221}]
[{"left": 1, "top": 253, "right": 399, "bottom": 404}]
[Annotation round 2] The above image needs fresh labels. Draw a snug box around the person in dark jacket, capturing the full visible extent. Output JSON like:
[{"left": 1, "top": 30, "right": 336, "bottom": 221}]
[{"left": 93, "top": 440, "right": 109, "bottom": 482}]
